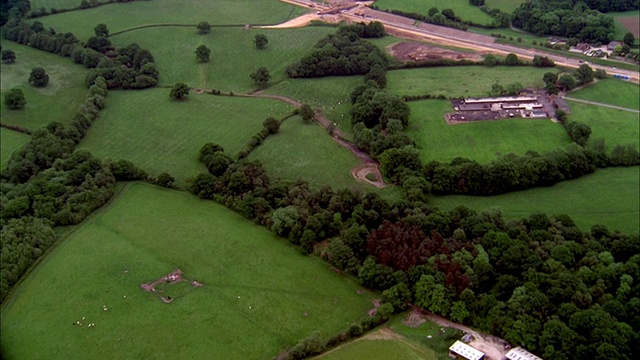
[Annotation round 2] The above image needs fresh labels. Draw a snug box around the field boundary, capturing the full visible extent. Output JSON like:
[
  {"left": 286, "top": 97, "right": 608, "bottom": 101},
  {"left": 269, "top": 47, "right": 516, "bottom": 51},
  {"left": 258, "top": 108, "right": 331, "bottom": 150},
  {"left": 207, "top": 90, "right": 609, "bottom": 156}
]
[{"left": 563, "top": 97, "right": 640, "bottom": 113}]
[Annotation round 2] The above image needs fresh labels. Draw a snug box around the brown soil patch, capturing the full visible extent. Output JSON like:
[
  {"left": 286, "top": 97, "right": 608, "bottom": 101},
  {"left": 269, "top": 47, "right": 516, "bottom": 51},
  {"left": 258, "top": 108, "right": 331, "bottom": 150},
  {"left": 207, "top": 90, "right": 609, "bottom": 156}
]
[
  {"left": 368, "top": 298, "right": 381, "bottom": 316},
  {"left": 619, "top": 16, "right": 640, "bottom": 38},
  {"left": 388, "top": 42, "right": 485, "bottom": 62}
]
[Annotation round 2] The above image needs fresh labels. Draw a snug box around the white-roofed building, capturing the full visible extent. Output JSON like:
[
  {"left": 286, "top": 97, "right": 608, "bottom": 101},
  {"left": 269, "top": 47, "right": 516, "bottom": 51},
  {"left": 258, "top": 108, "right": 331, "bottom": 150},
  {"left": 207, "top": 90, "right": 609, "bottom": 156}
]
[
  {"left": 448, "top": 340, "right": 485, "bottom": 360},
  {"left": 505, "top": 347, "right": 543, "bottom": 360}
]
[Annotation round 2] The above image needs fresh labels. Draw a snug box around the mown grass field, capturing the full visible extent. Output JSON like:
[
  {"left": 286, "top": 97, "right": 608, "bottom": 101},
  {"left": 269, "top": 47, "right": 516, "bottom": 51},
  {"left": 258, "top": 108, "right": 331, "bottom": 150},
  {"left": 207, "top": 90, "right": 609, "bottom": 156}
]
[
  {"left": 388, "top": 314, "right": 460, "bottom": 360},
  {"left": 109, "top": 26, "right": 335, "bottom": 91},
  {"left": 30, "top": 0, "right": 110, "bottom": 12},
  {"left": 569, "top": 79, "right": 639, "bottom": 110},
  {"left": 0, "top": 183, "right": 374, "bottom": 360},
  {"left": 386, "top": 66, "right": 551, "bottom": 98},
  {"left": 317, "top": 337, "right": 436, "bottom": 360},
  {"left": 429, "top": 166, "right": 640, "bottom": 234},
  {"left": 0, "top": 129, "right": 30, "bottom": 169},
  {"left": 79, "top": 89, "right": 293, "bottom": 182},
  {"left": 0, "top": 39, "right": 88, "bottom": 131},
  {"left": 566, "top": 101, "right": 639, "bottom": 150},
  {"left": 373, "top": 0, "right": 494, "bottom": 25},
  {"left": 407, "top": 100, "right": 571, "bottom": 164},
  {"left": 484, "top": 0, "right": 524, "bottom": 14},
  {"left": 248, "top": 116, "right": 362, "bottom": 190},
  {"left": 34, "top": 0, "right": 307, "bottom": 40}
]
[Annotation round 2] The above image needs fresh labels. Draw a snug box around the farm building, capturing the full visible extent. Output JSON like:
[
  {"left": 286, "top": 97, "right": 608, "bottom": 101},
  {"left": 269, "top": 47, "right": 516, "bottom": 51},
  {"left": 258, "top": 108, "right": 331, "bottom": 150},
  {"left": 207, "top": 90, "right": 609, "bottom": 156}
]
[
  {"left": 448, "top": 340, "right": 485, "bottom": 360},
  {"left": 447, "top": 95, "right": 552, "bottom": 123},
  {"left": 505, "top": 347, "right": 543, "bottom": 360}
]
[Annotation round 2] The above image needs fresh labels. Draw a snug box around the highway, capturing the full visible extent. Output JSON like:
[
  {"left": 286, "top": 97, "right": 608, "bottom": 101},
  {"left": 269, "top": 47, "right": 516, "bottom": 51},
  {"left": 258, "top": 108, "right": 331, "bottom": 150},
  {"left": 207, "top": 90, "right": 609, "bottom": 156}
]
[{"left": 279, "top": 0, "right": 640, "bottom": 83}]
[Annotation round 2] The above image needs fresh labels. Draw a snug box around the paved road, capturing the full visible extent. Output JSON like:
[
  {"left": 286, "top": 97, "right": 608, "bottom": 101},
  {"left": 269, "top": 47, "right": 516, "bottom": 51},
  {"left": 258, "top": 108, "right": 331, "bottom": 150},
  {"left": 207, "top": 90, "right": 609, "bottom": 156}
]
[
  {"left": 563, "top": 97, "right": 640, "bottom": 113},
  {"left": 279, "top": 0, "right": 640, "bottom": 82}
]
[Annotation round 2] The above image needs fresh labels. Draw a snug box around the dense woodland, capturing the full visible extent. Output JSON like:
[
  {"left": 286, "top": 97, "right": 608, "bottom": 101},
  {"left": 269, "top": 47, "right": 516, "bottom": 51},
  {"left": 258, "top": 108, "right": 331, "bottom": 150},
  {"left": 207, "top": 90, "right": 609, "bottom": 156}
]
[{"left": 1, "top": 2, "right": 639, "bottom": 360}]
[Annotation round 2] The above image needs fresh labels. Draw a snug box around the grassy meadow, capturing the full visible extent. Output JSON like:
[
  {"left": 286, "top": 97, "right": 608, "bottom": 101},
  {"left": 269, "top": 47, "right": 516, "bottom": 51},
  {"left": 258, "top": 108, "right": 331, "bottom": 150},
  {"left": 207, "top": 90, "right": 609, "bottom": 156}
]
[
  {"left": 373, "top": 0, "right": 494, "bottom": 25},
  {"left": 566, "top": 101, "right": 639, "bottom": 150},
  {"left": 386, "top": 66, "right": 550, "bottom": 98},
  {"left": 29, "top": 0, "right": 109, "bottom": 12},
  {"left": 248, "top": 116, "right": 362, "bottom": 190},
  {"left": 0, "top": 129, "right": 30, "bottom": 169},
  {"left": 265, "top": 76, "right": 362, "bottom": 135},
  {"left": 0, "top": 39, "right": 88, "bottom": 131},
  {"left": 33, "top": 0, "right": 307, "bottom": 40},
  {"left": 610, "top": 10, "right": 640, "bottom": 44},
  {"left": 407, "top": 100, "right": 572, "bottom": 164},
  {"left": 109, "top": 26, "right": 335, "bottom": 91},
  {"left": 484, "top": 0, "right": 524, "bottom": 13},
  {"left": 0, "top": 183, "right": 374, "bottom": 360},
  {"left": 569, "top": 79, "right": 639, "bottom": 110},
  {"left": 430, "top": 166, "right": 640, "bottom": 234},
  {"left": 79, "top": 88, "right": 293, "bottom": 182}
]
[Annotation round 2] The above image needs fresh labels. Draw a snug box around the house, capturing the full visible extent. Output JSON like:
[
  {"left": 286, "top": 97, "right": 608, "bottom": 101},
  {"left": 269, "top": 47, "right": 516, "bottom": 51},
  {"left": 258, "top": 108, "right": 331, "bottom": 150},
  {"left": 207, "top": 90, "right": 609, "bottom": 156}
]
[
  {"left": 449, "top": 340, "right": 485, "bottom": 360},
  {"left": 607, "top": 41, "right": 621, "bottom": 51},
  {"left": 505, "top": 347, "right": 543, "bottom": 360}
]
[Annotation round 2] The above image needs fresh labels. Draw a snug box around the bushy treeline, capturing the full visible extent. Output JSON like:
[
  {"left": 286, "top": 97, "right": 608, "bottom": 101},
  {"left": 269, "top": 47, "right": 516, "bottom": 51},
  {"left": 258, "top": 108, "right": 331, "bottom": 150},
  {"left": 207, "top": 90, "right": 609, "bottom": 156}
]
[
  {"left": 423, "top": 142, "right": 638, "bottom": 196},
  {"left": 0, "top": 77, "right": 115, "bottom": 302},
  {"left": 512, "top": 0, "right": 619, "bottom": 43},
  {"left": 28, "top": 0, "right": 147, "bottom": 19},
  {"left": 285, "top": 22, "right": 388, "bottom": 78},
  {"left": 2, "top": 16, "right": 158, "bottom": 89}
]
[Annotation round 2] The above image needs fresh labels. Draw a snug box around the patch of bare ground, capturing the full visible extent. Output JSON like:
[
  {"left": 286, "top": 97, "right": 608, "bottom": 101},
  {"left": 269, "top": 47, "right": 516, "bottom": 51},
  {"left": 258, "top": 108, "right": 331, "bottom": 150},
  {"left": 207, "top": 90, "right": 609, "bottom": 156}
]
[
  {"left": 368, "top": 298, "right": 381, "bottom": 316},
  {"left": 388, "top": 42, "right": 485, "bottom": 62},
  {"left": 405, "top": 307, "right": 509, "bottom": 360},
  {"left": 364, "top": 327, "right": 402, "bottom": 340}
]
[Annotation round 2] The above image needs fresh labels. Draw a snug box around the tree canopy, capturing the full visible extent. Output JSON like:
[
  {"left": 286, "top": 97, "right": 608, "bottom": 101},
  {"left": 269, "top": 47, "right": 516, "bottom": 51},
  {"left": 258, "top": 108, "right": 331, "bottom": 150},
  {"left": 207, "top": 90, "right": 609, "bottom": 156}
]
[
  {"left": 29, "top": 67, "right": 49, "bottom": 87},
  {"left": 169, "top": 82, "right": 190, "bottom": 100}
]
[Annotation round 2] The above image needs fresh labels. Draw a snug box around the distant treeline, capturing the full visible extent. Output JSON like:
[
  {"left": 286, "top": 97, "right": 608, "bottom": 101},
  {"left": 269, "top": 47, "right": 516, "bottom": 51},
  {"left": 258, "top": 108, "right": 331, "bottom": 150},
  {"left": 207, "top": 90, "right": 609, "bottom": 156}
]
[{"left": 512, "top": 0, "right": 635, "bottom": 43}]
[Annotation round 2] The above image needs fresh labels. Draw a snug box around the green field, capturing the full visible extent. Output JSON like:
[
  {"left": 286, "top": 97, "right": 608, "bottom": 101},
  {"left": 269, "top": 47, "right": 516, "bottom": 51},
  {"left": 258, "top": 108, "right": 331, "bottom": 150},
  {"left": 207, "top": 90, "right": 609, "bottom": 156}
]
[
  {"left": 35, "top": 0, "right": 307, "bottom": 40},
  {"left": 109, "top": 26, "right": 334, "bottom": 91},
  {"left": 30, "top": 0, "right": 109, "bottom": 12},
  {"left": 373, "top": 0, "right": 494, "bottom": 25},
  {"left": 484, "top": 0, "right": 524, "bottom": 13},
  {"left": 407, "top": 100, "right": 571, "bottom": 164},
  {"left": 386, "top": 66, "right": 551, "bottom": 98},
  {"left": 318, "top": 337, "right": 436, "bottom": 360},
  {"left": 569, "top": 79, "right": 639, "bottom": 110},
  {"left": 78, "top": 89, "right": 293, "bottom": 182},
  {"left": 0, "top": 183, "right": 374, "bottom": 360},
  {"left": 610, "top": 10, "right": 640, "bottom": 44},
  {"left": 248, "top": 116, "right": 361, "bottom": 190},
  {"left": 429, "top": 166, "right": 640, "bottom": 234},
  {"left": 0, "top": 39, "right": 88, "bottom": 131},
  {"left": 566, "top": 101, "right": 639, "bottom": 150},
  {"left": 265, "top": 76, "right": 362, "bottom": 136},
  {"left": 0, "top": 129, "right": 30, "bottom": 169}
]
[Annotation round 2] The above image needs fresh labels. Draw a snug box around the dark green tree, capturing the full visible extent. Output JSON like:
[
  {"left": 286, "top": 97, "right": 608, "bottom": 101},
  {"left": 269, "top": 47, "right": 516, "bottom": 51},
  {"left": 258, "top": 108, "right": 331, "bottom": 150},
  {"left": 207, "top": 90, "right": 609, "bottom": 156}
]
[
  {"left": 254, "top": 33, "right": 268, "bottom": 49},
  {"left": 94, "top": 23, "right": 108, "bottom": 37},
  {"left": 428, "top": 7, "right": 439, "bottom": 16},
  {"left": 1, "top": 49, "right": 16, "bottom": 63},
  {"left": 566, "top": 121, "right": 592, "bottom": 146},
  {"left": 169, "top": 82, "right": 190, "bottom": 100},
  {"left": 29, "top": 67, "right": 49, "bottom": 87},
  {"left": 4, "top": 88, "right": 26, "bottom": 109},
  {"left": 249, "top": 66, "right": 270, "bottom": 87},
  {"left": 197, "top": 21, "right": 211, "bottom": 35},
  {"left": 195, "top": 44, "right": 210, "bottom": 63},
  {"left": 557, "top": 74, "right": 576, "bottom": 90},
  {"left": 574, "top": 64, "right": 594, "bottom": 85},
  {"left": 623, "top": 32, "right": 635, "bottom": 46},
  {"left": 262, "top": 117, "right": 280, "bottom": 134},
  {"left": 543, "top": 72, "right": 558, "bottom": 85},
  {"left": 504, "top": 53, "right": 519, "bottom": 66},
  {"left": 483, "top": 54, "right": 498, "bottom": 67},
  {"left": 298, "top": 104, "right": 315, "bottom": 123}
]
